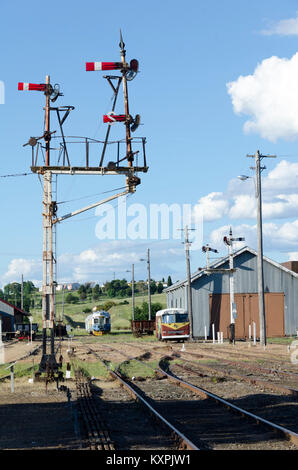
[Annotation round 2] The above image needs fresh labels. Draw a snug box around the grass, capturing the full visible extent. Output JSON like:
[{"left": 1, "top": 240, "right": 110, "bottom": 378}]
[
  {"left": 70, "top": 358, "right": 111, "bottom": 379},
  {"left": 0, "top": 361, "right": 38, "bottom": 379},
  {"left": 118, "top": 359, "right": 159, "bottom": 379},
  {"left": 30, "top": 292, "right": 166, "bottom": 335},
  {"left": 267, "top": 336, "right": 298, "bottom": 345}
]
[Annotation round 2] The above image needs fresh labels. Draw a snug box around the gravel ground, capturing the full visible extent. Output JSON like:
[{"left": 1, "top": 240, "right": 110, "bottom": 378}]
[
  {"left": 0, "top": 378, "right": 81, "bottom": 450},
  {"left": 1, "top": 337, "right": 297, "bottom": 450}
]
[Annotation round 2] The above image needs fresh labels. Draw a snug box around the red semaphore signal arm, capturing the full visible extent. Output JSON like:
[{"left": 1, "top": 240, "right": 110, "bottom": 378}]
[
  {"left": 103, "top": 114, "right": 127, "bottom": 123},
  {"left": 18, "top": 82, "right": 46, "bottom": 92},
  {"left": 86, "top": 62, "right": 123, "bottom": 71}
]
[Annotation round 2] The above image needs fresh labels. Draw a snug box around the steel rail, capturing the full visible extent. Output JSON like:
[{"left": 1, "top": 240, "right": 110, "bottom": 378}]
[
  {"left": 171, "top": 354, "right": 298, "bottom": 397},
  {"left": 158, "top": 357, "right": 298, "bottom": 446},
  {"left": 74, "top": 369, "right": 115, "bottom": 450},
  {"left": 87, "top": 347, "right": 199, "bottom": 450},
  {"left": 119, "top": 340, "right": 298, "bottom": 391},
  {"left": 171, "top": 346, "right": 298, "bottom": 379},
  {"left": 91, "top": 343, "right": 298, "bottom": 446}
]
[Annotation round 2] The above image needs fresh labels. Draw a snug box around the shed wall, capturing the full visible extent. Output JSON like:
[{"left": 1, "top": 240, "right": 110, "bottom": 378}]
[{"left": 166, "top": 250, "right": 298, "bottom": 337}]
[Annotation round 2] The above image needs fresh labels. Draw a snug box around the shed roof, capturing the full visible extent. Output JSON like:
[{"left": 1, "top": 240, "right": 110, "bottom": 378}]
[
  {"left": 165, "top": 246, "right": 298, "bottom": 293},
  {"left": 0, "top": 297, "right": 29, "bottom": 316}
]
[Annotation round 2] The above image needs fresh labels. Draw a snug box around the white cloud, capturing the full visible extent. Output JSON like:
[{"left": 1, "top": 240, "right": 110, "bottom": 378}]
[
  {"left": 1, "top": 258, "right": 42, "bottom": 285},
  {"left": 0, "top": 240, "right": 186, "bottom": 288},
  {"left": 227, "top": 53, "right": 298, "bottom": 141},
  {"left": 209, "top": 220, "right": 298, "bottom": 254},
  {"left": 193, "top": 160, "right": 298, "bottom": 223},
  {"left": 261, "top": 13, "right": 298, "bottom": 36},
  {"left": 287, "top": 251, "right": 298, "bottom": 261},
  {"left": 229, "top": 194, "right": 256, "bottom": 219},
  {"left": 209, "top": 224, "right": 253, "bottom": 252},
  {"left": 193, "top": 192, "right": 229, "bottom": 222},
  {"left": 263, "top": 160, "right": 298, "bottom": 194}
]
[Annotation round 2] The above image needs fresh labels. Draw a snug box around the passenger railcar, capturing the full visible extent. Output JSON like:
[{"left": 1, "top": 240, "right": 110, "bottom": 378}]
[
  {"left": 85, "top": 311, "right": 111, "bottom": 336},
  {"left": 155, "top": 308, "right": 189, "bottom": 341}
]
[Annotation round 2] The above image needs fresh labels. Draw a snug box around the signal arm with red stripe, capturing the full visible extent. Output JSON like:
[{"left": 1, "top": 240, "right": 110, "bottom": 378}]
[
  {"left": 86, "top": 62, "right": 123, "bottom": 72},
  {"left": 103, "top": 114, "right": 126, "bottom": 123},
  {"left": 18, "top": 82, "right": 45, "bottom": 92}
]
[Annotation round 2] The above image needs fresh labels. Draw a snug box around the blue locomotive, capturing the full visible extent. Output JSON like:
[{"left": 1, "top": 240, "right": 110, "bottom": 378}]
[{"left": 85, "top": 311, "right": 111, "bottom": 336}]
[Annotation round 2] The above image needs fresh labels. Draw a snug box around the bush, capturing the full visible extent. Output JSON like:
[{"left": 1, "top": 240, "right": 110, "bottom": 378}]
[
  {"left": 83, "top": 308, "right": 92, "bottom": 314},
  {"left": 103, "top": 300, "right": 117, "bottom": 311},
  {"left": 134, "top": 302, "right": 165, "bottom": 321},
  {"left": 94, "top": 304, "right": 105, "bottom": 311},
  {"left": 66, "top": 293, "right": 79, "bottom": 304}
]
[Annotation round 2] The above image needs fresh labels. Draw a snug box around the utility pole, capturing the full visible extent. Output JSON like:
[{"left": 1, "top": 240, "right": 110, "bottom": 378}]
[
  {"left": 140, "top": 249, "right": 152, "bottom": 320},
  {"left": 223, "top": 228, "right": 245, "bottom": 343},
  {"left": 181, "top": 226, "right": 194, "bottom": 339},
  {"left": 21, "top": 274, "right": 24, "bottom": 311},
  {"left": 132, "top": 263, "right": 135, "bottom": 322},
  {"left": 147, "top": 249, "right": 151, "bottom": 321},
  {"left": 126, "top": 265, "right": 135, "bottom": 321},
  {"left": 247, "top": 150, "right": 276, "bottom": 346},
  {"left": 62, "top": 284, "right": 65, "bottom": 323}
]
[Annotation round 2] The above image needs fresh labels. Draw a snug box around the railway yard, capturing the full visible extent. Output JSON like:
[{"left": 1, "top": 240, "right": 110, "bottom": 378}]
[{"left": 0, "top": 336, "right": 298, "bottom": 452}]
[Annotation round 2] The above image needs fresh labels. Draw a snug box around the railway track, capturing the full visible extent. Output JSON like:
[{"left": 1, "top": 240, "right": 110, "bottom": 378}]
[
  {"left": 173, "top": 347, "right": 298, "bottom": 379},
  {"left": 84, "top": 347, "right": 198, "bottom": 450},
  {"left": 69, "top": 346, "right": 197, "bottom": 450},
  {"left": 170, "top": 353, "right": 298, "bottom": 397},
  {"left": 74, "top": 368, "right": 115, "bottom": 450},
  {"left": 84, "top": 341, "right": 298, "bottom": 449},
  {"left": 120, "top": 340, "right": 298, "bottom": 388}
]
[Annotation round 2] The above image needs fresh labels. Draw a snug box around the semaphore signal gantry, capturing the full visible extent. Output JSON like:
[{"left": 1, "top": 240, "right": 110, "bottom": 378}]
[{"left": 18, "top": 32, "right": 148, "bottom": 377}]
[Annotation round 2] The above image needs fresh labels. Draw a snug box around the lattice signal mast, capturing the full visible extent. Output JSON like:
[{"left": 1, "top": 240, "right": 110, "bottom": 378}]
[{"left": 19, "top": 33, "right": 148, "bottom": 376}]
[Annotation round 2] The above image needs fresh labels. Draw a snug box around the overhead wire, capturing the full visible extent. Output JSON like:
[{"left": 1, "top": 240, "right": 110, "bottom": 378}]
[
  {"left": 60, "top": 192, "right": 133, "bottom": 223},
  {"left": 56, "top": 185, "right": 128, "bottom": 205},
  {"left": 0, "top": 172, "right": 34, "bottom": 178}
]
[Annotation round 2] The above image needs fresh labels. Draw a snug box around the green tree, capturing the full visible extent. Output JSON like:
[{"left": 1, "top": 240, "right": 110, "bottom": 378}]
[
  {"left": 150, "top": 280, "right": 157, "bottom": 295},
  {"left": 79, "top": 290, "right": 87, "bottom": 301},
  {"left": 157, "top": 282, "right": 164, "bottom": 294},
  {"left": 66, "top": 293, "right": 79, "bottom": 304},
  {"left": 167, "top": 276, "right": 173, "bottom": 287},
  {"left": 134, "top": 301, "right": 164, "bottom": 321},
  {"left": 92, "top": 284, "right": 101, "bottom": 301}
]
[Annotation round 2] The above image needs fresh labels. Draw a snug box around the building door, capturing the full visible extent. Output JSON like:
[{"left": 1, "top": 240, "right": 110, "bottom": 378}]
[{"left": 209, "top": 293, "right": 284, "bottom": 339}]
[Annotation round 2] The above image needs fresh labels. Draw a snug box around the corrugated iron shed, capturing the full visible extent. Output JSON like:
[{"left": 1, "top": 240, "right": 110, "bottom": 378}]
[{"left": 165, "top": 246, "right": 298, "bottom": 338}]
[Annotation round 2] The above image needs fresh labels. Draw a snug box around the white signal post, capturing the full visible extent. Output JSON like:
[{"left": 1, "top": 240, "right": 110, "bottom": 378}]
[
  {"left": 179, "top": 226, "right": 195, "bottom": 340},
  {"left": 223, "top": 228, "right": 245, "bottom": 332},
  {"left": 202, "top": 245, "right": 218, "bottom": 270}
]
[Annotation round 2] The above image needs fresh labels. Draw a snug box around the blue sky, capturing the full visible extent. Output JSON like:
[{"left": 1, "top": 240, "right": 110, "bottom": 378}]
[{"left": 1, "top": 1, "right": 298, "bottom": 287}]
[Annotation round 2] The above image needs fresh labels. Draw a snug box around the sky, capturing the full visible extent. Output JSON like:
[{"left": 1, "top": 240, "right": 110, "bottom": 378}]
[{"left": 1, "top": 1, "right": 298, "bottom": 287}]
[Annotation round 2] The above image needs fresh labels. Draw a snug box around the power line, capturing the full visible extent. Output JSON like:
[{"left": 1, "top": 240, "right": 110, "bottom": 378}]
[
  {"left": 0, "top": 172, "right": 34, "bottom": 178},
  {"left": 57, "top": 185, "right": 128, "bottom": 205}
]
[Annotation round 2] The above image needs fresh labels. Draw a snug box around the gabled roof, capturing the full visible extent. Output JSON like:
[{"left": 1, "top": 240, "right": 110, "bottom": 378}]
[
  {"left": 165, "top": 246, "right": 298, "bottom": 293},
  {"left": 0, "top": 297, "right": 29, "bottom": 316}
]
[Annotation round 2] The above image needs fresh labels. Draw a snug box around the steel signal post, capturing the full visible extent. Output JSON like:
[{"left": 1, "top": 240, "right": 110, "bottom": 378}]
[{"left": 19, "top": 34, "right": 148, "bottom": 377}]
